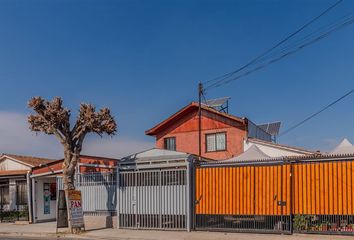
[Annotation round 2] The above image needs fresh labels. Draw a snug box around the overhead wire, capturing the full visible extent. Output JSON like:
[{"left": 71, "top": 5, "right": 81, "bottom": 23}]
[
  {"left": 205, "top": 15, "right": 354, "bottom": 90},
  {"left": 279, "top": 89, "right": 354, "bottom": 137},
  {"left": 203, "top": 0, "right": 344, "bottom": 88},
  {"left": 249, "top": 11, "right": 354, "bottom": 67}
]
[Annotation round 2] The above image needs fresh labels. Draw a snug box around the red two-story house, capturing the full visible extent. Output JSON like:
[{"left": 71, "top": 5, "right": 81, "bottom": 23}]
[{"left": 145, "top": 102, "right": 273, "bottom": 160}]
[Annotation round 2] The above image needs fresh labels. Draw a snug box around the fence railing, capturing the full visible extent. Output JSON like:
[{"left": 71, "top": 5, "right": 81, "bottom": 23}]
[
  {"left": 0, "top": 181, "right": 29, "bottom": 222},
  {"left": 54, "top": 158, "right": 354, "bottom": 235}
]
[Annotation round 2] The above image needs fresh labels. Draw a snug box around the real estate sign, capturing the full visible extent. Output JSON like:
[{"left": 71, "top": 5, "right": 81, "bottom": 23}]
[{"left": 68, "top": 190, "right": 85, "bottom": 229}]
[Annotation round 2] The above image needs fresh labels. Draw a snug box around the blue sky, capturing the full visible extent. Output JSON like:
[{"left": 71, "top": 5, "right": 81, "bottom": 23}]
[{"left": 0, "top": 0, "right": 354, "bottom": 158}]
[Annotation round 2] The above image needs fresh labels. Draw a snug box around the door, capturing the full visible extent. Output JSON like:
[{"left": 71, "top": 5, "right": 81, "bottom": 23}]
[
  {"left": 118, "top": 169, "right": 187, "bottom": 230},
  {"left": 194, "top": 164, "right": 291, "bottom": 233}
]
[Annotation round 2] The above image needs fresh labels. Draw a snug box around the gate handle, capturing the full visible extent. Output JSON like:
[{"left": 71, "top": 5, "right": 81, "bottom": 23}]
[
  {"left": 273, "top": 194, "right": 277, "bottom": 200},
  {"left": 196, "top": 195, "right": 203, "bottom": 204}
]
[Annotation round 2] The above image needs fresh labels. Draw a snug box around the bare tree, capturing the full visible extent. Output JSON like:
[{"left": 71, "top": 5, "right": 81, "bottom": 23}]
[{"left": 28, "top": 97, "right": 117, "bottom": 232}]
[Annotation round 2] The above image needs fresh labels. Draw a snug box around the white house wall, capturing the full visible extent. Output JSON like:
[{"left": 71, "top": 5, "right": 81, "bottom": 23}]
[{"left": 0, "top": 158, "right": 31, "bottom": 171}]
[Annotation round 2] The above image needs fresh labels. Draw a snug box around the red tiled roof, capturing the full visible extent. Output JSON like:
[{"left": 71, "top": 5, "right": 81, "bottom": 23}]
[
  {"left": 1, "top": 153, "right": 55, "bottom": 167},
  {"left": 31, "top": 155, "right": 119, "bottom": 175},
  {"left": 145, "top": 102, "right": 245, "bottom": 136},
  {"left": 0, "top": 170, "right": 28, "bottom": 176}
]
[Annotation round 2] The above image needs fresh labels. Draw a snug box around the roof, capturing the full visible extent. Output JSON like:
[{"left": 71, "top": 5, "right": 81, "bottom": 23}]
[
  {"left": 200, "top": 150, "right": 354, "bottom": 167},
  {"left": 0, "top": 153, "right": 55, "bottom": 167},
  {"left": 119, "top": 148, "right": 211, "bottom": 170},
  {"left": 145, "top": 102, "right": 245, "bottom": 136},
  {"left": 0, "top": 170, "right": 28, "bottom": 176},
  {"left": 330, "top": 138, "right": 354, "bottom": 155},
  {"left": 31, "top": 154, "right": 119, "bottom": 170},
  {"left": 120, "top": 148, "right": 192, "bottom": 163},
  {"left": 247, "top": 138, "right": 315, "bottom": 155},
  {"left": 200, "top": 152, "right": 354, "bottom": 167},
  {"left": 222, "top": 145, "right": 271, "bottom": 162}
]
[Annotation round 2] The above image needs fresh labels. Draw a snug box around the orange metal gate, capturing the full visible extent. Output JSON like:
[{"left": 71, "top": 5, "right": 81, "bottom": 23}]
[
  {"left": 195, "top": 159, "right": 354, "bottom": 234},
  {"left": 292, "top": 160, "right": 354, "bottom": 233},
  {"left": 195, "top": 163, "right": 291, "bottom": 233}
]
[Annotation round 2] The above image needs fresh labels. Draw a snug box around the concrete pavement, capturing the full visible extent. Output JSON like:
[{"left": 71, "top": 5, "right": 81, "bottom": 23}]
[{"left": 0, "top": 222, "right": 352, "bottom": 240}]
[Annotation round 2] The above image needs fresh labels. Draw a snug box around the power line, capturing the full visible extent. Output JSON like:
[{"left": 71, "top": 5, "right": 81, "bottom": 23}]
[
  {"left": 279, "top": 89, "right": 354, "bottom": 137},
  {"left": 205, "top": 15, "right": 354, "bottom": 90},
  {"left": 249, "top": 11, "right": 354, "bottom": 68},
  {"left": 203, "top": 0, "right": 343, "bottom": 88}
]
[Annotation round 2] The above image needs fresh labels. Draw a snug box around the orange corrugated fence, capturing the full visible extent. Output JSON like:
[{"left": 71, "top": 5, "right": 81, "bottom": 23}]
[
  {"left": 293, "top": 160, "right": 354, "bottom": 215},
  {"left": 196, "top": 160, "right": 354, "bottom": 216}
]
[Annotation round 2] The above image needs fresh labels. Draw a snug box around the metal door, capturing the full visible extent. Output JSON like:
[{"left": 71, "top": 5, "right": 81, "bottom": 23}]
[
  {"left": 194, "top": 164, "right": 291, "bottom": 234},
  {"left": 118, "top": 169, "right": 187, "bottom": 230}
]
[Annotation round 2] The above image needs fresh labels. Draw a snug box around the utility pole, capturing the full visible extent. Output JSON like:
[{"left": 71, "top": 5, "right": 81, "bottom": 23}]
[{"left": 198, "top": 82, "right": 203, "bottom": 162}]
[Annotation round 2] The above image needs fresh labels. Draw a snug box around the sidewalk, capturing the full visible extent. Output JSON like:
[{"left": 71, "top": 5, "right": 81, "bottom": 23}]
[{"left": 0, "top": 222, "right": 352, "bottom": 240}]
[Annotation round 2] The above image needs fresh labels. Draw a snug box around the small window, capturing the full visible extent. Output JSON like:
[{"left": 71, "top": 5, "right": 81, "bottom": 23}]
[
  {"left": 16, "top": 181, "right": 28, "bottom": 205},
  {"left": 206, "top": 132, "right": 226, "bottom": 152},
  {"left": 0, "top": 183, "right": 9, "bottom": 205},
  {"left": 164, "top": 137, "right": 176, "bottom": 151}
]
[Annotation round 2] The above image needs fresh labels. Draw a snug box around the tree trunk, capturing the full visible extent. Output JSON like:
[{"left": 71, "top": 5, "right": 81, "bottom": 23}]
[{"left": 62, "top": 151, "right": 81, "bottom": 233}]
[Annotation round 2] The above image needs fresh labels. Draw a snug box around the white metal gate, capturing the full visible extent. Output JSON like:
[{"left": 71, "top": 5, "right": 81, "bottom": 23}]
[{"left": 118, "top": 169, "right": 188, "bottom": 230}]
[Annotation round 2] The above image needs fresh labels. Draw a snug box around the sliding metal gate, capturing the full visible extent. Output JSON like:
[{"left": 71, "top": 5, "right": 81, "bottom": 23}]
[
  {"left": 118, "top": 168, "right": 188, "bottom": 230},
  {"left": 194, "top": 163, "right": 291, "bottom": 234},
  {"left": 292, "top": 160, "right": 354, "bottom": 235}
]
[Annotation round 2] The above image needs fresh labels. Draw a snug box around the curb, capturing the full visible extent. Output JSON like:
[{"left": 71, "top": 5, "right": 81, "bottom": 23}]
[
  {"left": 0, "top": 231, "right": 162, "bottom": 240},
  {"left": 0, "top": 232, "right": 85, "bottom": 239},
  {"left": 0, "top": 231, "right": 147, "bottom": 240}
]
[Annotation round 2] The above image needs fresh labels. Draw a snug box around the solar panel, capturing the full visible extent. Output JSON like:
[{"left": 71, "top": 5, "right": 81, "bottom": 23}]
[
  {"left": 204, "top": 97, "right": 231, "bottom": 113},
  {"left": 257, "top": 121, "right": 281, "bottom": 136},
  {"left": 205, "top": 97, "right": 230, "bottom": 107}
]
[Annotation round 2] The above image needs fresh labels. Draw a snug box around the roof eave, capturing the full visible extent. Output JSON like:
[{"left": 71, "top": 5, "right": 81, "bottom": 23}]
[
  {"left": 247, "top": 138, "right": 315, "bottom": 154},
  {"left": 145, "top": 102, "right": 245, "bottom": 136}
]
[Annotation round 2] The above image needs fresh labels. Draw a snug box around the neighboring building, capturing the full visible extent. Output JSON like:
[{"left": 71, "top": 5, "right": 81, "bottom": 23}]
[
  {"left": 30, "top": 155, "right": 118, "bottom": 223},
  {"left": 330, "top": 138, "right": 354, "bottom": 154},
  {"left": 145, "top": 101, "right": 309, "bottom": 160},
  {"left": 222, "top": 145, "right": 271, "bottom": 162},
  {"left": 244, "top": 137, "right": 315, "bottom": 157},
  {"left": 0, "top": 153, "right": 54, "bottom": 222}
]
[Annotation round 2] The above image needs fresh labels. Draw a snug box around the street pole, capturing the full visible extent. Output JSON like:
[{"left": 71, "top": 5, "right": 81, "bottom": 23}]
[{"left": 198, "top": 82, "right": 203, "bottom": 162}]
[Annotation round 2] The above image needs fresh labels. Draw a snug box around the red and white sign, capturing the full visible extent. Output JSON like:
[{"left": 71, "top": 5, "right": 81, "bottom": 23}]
[{"left": 68, "top": 190, "right": 85, "bottom": 228}]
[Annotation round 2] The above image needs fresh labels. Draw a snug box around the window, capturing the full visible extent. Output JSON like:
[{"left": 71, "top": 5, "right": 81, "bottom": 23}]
[
  {"left": 0, "top": 183, "right": 9, "bottom": 205},
  {"left": 164, "top": 137, "right": 176, "bottom": 151},
  {"left": 206, "top": 132, "right": 226, "bottom": 152},
  {"left": 16, "top": 181, "right": 28, "bottom": 205}
]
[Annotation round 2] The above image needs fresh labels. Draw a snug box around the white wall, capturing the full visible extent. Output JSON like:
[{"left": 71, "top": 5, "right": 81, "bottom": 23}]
[
  {"left": 0, "top": 158, "right": 31, "bottom": 171},
  {"left": 34, "top": 177, "right": 57, "bottom": 222}
]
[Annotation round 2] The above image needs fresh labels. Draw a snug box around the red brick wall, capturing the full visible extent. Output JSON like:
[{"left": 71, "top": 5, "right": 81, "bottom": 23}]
[{"left": 155, "top": 109, "right": 246, "bottom": 160}]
